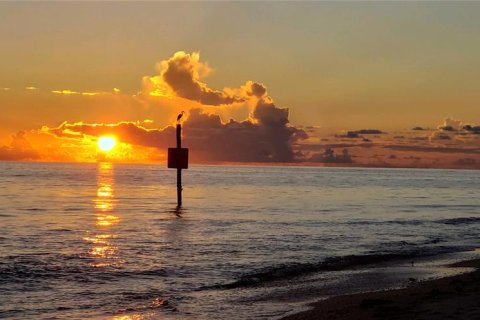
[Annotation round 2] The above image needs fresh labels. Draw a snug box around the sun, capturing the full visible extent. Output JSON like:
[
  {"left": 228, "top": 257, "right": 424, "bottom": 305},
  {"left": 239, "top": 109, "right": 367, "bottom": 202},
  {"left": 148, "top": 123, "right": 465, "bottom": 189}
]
[{"left": 97, "top": 136, "right": 116, "bottom": 152}]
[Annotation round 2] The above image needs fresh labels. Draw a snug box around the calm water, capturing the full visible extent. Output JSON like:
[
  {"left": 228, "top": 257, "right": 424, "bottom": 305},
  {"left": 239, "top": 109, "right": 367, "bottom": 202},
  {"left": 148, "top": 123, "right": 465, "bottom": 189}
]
[{"left": 0, "top": 162, "right": 479, "bottom": 319}]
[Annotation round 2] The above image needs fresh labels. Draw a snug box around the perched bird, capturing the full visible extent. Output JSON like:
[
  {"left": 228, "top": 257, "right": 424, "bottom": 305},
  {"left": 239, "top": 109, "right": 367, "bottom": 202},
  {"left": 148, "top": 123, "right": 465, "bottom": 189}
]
[{"left": 177, "top": 111, "right": 185, "bottom": 122}]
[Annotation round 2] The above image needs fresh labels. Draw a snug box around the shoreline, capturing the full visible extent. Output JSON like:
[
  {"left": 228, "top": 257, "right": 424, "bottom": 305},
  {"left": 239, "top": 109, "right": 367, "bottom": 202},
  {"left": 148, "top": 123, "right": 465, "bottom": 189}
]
[{"left": 281, "top": 258, "right": 480, "bottom": 320}]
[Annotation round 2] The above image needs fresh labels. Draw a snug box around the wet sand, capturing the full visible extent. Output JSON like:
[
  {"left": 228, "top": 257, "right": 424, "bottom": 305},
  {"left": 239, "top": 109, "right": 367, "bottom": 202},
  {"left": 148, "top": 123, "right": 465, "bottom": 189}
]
[{"left": 282, "top": 259, "right": 480, "bottom": 320}]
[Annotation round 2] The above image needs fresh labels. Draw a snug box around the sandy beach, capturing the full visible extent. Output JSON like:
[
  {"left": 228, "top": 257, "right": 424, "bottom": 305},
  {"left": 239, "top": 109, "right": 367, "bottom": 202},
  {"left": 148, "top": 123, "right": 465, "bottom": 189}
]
[{"left": 282, "top": 259, "right": 480, "bottom": 320}]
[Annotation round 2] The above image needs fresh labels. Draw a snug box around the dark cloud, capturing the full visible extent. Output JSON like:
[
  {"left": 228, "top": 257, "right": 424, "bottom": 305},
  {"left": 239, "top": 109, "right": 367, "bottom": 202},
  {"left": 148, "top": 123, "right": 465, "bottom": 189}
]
[
  {"left": 343, "top": 132, "right": 360, "bottom": 138},
  {"left": 46, "top": 102, "right": 307, "bottom": 163},
  {"left": 244, "top": 81, "right": 267, "bottom": 98},
  {"left": 351, "top": 129, "right": 384, "bottom": 135},
  {"left": 185, "top": 105, "right": 306, "bottom": 162},
  {"left": 463, "top": 125, "right": 480, "bottom": 134},
  {"left": 440, "top": 126, "right": 456, "bottom": 132},
  {"left": 309, "top": 148, "right": 353, "bottom": 163},
  {"left": 0, "top": 131, "right": 40, "bottom": 161},
  {"left": 338, "top": 129, "right": 384, "bottom": 139}
]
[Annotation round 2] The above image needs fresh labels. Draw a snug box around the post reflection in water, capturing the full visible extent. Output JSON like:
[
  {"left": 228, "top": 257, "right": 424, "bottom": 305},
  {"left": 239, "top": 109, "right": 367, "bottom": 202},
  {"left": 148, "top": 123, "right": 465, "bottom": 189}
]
[{"left": 83, "top": 162, "right": 121, "bottom": 268}]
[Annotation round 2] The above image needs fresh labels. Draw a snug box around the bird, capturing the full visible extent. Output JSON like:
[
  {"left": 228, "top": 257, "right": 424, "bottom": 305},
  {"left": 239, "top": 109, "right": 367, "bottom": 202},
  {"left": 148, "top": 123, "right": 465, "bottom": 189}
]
[{"left": 177, "top": 111, "right": 185, "bottom": 122}]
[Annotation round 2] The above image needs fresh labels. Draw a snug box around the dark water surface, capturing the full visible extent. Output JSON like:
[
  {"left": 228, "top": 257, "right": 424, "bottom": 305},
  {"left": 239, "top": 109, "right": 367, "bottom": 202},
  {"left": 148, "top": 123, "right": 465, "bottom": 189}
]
[{"left": 0, "top": 162, "right": 479, "bottom": 319}]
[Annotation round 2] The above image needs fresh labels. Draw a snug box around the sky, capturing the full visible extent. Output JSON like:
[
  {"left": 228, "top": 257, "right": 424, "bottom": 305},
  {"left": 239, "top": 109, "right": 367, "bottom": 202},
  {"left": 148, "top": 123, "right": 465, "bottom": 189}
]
[{"left": 1, "top": 2, "right": 479, "bottom": 168}]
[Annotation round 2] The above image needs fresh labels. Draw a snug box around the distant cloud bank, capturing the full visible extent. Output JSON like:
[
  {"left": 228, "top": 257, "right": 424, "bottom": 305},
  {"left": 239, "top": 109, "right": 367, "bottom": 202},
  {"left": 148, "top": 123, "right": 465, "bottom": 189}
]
[{"left": 1, "top": 52, "right": 479, "bottom": 169}]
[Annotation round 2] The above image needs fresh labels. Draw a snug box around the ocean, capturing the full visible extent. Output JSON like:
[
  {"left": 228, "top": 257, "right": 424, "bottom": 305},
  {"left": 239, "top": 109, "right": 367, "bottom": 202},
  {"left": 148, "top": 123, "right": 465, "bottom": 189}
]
[{"left": 1, "top": 162, "right": 479, "bottom": 319}]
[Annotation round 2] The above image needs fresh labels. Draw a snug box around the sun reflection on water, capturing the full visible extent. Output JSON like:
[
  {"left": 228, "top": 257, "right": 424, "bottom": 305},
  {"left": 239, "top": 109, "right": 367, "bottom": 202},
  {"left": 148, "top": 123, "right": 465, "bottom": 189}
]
[
  {"left": 112, "top": 315, "right": 145, "bottom": 320},
  {"left": 83, "top": 162, "right": 122, "bottom": 268}
]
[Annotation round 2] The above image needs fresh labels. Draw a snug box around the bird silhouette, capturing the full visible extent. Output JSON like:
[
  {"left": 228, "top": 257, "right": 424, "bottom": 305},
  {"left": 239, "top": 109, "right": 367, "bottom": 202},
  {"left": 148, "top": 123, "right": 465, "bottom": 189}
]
[{"left": 177, "top": 111, "right": 185, "bottom": 122}]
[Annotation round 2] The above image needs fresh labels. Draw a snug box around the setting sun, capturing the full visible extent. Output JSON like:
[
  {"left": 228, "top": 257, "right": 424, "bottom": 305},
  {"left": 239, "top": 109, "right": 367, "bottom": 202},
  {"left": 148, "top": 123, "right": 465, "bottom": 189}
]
[{"left": 97, "top": 137, "right": 116, "bottom": 152}]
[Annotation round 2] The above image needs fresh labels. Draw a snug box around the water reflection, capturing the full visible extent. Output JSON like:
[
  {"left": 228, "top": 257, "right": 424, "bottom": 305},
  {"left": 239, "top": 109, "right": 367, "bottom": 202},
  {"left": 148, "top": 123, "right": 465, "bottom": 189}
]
[
  {"left": 83, "top": 162, "right": 121, "bottom": 267},
  {"left": 112, "top": 315, "right": 144, "bottom": 320},
  {"left": 168, "top": 206, "right": 187, "bottom": 217}
]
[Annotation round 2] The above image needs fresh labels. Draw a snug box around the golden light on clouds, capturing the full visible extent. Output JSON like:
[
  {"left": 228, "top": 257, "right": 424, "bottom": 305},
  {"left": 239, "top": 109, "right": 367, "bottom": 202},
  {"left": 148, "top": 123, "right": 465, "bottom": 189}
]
[
  {"left": 1, "top": 49, "right": 479, "bottom": 169},
  {"left": 52, "top": 89, "right": 100, "bottom": 96},
  {"left": 98, "top": 136, "right": 116, "bottom": 152}
]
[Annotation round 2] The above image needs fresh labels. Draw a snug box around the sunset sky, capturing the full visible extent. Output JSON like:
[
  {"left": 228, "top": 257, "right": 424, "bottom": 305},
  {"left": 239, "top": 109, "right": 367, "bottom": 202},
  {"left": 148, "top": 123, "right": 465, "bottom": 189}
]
[{"left": 1, "top": 2, "right": 479, "bottom": 168}]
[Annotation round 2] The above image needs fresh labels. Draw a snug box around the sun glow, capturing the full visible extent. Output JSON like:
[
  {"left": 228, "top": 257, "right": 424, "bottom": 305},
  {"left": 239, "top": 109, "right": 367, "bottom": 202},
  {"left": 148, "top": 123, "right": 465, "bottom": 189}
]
[{"left": 98, "top": 136, "right": 116, "bottom": 152}]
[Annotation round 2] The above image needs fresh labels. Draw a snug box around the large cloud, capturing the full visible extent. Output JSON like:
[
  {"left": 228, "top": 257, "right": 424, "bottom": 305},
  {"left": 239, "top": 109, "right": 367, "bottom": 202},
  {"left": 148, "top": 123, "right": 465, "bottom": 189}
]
[
  {"left": 143, "top": 51, "right": 273, "bottom": 110},
  {"left": 41, "top": 51, "right": 308, "bottom": 163},
  {"left": 46, "top": 103, "right": 307, "bottom": 163},
  {"left": 185, "top": 105, "right": 307, "bottom": 162},
  {"left": 144, "top": 51, "right": 245, "bottom": 105}
]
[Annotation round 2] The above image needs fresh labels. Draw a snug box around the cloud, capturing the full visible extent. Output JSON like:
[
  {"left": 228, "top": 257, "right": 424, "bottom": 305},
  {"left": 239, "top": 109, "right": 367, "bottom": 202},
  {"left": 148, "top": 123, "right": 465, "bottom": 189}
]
[
  {"left": 339, "top": 132, "right": 360, "bottom": 139},
  {"left": 462, "top": 124, "right": 480, "bottom": 134},
  {"left": 52, "top": 89, "right": 101, "bottom": 96},
  {"left": 142, "top": 51, "right": 270, "bottom": 107},
  {"left": 185, "top": 106, "right": 307, "bottom": 162},
  {"left": 336, "top": 129, "right": 384, "bottom": 139},
  {"left": 242, "top": 80, "right": 267, "bottom": 99},
  {"left": 25, "top": 86, "right": 38, "bottom": 90},
  {"left": 428, "top": 118, "right": 480, "bottom": 145},
  {"left": 46, "top": 121, "right": 176, "bottom": 148},
  {"left": 45, "top": 104, "right": 307, "bottom": 163},
  {"left": 351, "top": 129, "right": 384, "bottom": 135},
  {"left": 143, "top": 51, "right": 243, "bottom": 105},
  {"left": 309, "top": 148, "right": 353, "bottom": 163},
  {"left": 0, "top": 131, "right": 40, "bottom": 161},
  {"left": 438, "top": 118, "right": 463, "bottom": 131},
  {"left": 6, "top": 51, "right": 309, "bottom": 163}
]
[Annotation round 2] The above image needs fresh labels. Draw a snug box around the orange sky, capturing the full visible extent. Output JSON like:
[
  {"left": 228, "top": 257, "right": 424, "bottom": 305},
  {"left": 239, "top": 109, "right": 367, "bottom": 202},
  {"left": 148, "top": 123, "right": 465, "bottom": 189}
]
[{"left": 1, "top": 3, "right": 479, "bottom": 168}]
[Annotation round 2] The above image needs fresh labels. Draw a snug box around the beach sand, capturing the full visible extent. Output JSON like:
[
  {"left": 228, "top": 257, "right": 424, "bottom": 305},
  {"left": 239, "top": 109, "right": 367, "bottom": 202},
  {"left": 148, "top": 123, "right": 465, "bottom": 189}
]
[{"left": 282, "top": 259, "right": 480, "bottom": 320}]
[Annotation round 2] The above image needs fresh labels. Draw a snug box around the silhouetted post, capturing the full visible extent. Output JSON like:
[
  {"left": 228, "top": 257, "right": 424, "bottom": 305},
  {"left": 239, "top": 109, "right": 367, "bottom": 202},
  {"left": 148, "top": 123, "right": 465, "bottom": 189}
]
[
  {"left": 168, "top": 123, "right": 188, "bottom": 207},
  {"left": 176, "top": 124, "right": 182, "bottom": 206}
]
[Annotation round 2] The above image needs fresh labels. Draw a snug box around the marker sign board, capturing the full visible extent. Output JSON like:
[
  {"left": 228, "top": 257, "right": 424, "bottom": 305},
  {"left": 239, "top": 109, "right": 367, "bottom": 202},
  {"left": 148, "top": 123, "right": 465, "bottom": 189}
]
[{"left": 168, "top": 148, "right": 189, "bottom": 169}]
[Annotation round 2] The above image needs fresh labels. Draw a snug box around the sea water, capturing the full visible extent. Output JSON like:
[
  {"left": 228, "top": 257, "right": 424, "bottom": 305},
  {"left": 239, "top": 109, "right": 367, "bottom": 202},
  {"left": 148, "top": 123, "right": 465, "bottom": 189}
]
[{"left": 0, "top": 162, "right": 479, "bottom": 319}]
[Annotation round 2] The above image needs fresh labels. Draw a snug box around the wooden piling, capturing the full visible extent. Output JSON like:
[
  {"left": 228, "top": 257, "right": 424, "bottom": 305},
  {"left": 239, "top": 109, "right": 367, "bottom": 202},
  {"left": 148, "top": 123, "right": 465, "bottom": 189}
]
[
  {"left": 176, "top": 124, "right": 182, "bottom": 207},
  {"left": 168, "top": 123, "right": 188, "bottom": 208}
]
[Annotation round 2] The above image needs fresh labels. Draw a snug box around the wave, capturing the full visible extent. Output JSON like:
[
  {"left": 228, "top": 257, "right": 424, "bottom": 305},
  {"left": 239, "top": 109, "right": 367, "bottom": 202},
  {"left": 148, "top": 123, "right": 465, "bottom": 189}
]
[
  {"left": 206, "top": 253, "right": 418, "bottom": 290},
  {"left": 438, "top": 217, "right": 480, "bottom": 225},
  {"left": 208, "top": 246, "right": 473, "bottom": 290},
  {"left": 344, "top": 219, "right": 426, "bottom": 226},
  {"left": 344, "top": 216, "right": 480, "bottom": 227},
  {"left": 410, "top": 204, "right": 479, "bottom": 209},
  {"left": 0, "top": 254, "right": 169, "bottom": 285}
]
